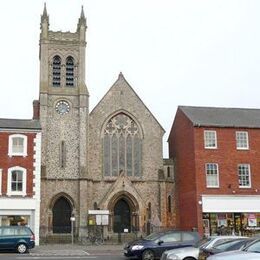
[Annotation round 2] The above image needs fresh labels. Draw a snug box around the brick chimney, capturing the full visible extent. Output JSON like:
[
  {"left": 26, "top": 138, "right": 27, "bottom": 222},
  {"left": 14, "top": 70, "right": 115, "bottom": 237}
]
[{"left": 33, "top": 100, "right": 40, "bottom": 120}]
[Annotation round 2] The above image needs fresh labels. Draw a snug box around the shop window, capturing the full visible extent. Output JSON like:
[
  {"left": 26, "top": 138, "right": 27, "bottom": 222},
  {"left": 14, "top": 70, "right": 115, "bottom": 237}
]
[
  {"left": 236, "top": 131, "right": 249, "bottom": 150},
  {"left": 205, "top": 163, "right": 219, "bottom": 188},
  {"left": 204, "top": 130, "right": 217, "bottom": 149},
  {"left": 7, "top": 166, "right": 27, "bottom": 196},
  {"left": 238, "top": 164, "right": 251, "bottom": 188},
  {"left": 8, "top": 134, "right": 27, "bottom": 157}
]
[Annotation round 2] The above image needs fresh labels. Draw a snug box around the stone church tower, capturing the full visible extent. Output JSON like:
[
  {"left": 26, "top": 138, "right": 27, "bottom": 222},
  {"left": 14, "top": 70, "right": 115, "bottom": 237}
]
[
  {"left": 39, "top": 4, "right": 89, "bottom": 238},
  {"left": 38, "top": 5, "right": 176, "bottom": 241}
]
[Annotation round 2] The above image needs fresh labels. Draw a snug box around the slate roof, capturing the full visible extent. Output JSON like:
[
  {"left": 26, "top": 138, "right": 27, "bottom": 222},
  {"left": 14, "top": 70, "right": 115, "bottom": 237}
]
[
  {"left": 0, "top": 118, "right": 41, "bottom": 130},
  {"left": 179, "top": 106, "right": 260, "bottom": 128}
]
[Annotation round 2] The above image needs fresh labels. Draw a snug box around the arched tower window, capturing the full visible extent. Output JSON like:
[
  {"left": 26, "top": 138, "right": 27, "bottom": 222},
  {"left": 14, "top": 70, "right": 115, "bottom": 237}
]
[
  {"left": 103, "top": 113, "right": 142, "bottom": 177},
  {"left": 66, "top": 56, "right": 74, "bottom": 86},
  {"left": 52, "top": 55, "right": 61, "bottom": 87}
]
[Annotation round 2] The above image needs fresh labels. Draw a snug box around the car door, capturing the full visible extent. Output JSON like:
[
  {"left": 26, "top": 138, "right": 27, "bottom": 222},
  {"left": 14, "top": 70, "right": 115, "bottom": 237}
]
[
  {"left": 0, "top": 227, "right": 16, "bottom": 250},
  {"left": 155, "top": 232, "right": 182, "bottom": 257},
  {"left": 181, "top": 232, "right": 199, "bottom": 247}
]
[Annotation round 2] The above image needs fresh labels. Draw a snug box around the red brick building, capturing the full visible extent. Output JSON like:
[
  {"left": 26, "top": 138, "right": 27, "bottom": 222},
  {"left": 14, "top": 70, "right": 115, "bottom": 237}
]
[
  {"left": 0, "top": 119, "right": 41, "bottom": 244},
  {"left": 168, "top": 106, "right": 260, "bottom": 237}
]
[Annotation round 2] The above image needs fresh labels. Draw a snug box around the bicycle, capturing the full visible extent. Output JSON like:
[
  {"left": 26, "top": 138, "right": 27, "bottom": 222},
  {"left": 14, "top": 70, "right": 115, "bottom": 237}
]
[{"left": 89, "top": 234, "right": 104, "bottom": 245}]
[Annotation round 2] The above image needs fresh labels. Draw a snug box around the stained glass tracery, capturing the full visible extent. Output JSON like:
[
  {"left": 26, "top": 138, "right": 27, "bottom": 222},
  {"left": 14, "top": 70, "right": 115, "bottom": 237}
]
[{"left": 103, "top": 113, "right": 141, "bottom": 176}]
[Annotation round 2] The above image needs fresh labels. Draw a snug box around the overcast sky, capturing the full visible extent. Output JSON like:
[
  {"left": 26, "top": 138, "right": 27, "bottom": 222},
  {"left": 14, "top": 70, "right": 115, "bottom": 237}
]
[{"left": 0, "top": 0, "right": 260, "bottom": 156}]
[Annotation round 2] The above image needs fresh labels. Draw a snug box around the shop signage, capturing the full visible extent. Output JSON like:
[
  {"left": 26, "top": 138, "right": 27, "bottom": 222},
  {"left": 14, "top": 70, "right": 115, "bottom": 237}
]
[{"left": 248, "top": 213, "right": 257, "bottom": 227}]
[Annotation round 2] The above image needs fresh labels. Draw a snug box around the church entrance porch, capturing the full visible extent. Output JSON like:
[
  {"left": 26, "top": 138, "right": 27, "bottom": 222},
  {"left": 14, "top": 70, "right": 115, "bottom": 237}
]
[
  {"left": 113, "top": 198, "right": 131, "bottom": 233},
  {"left": 107, "top": 191, "right": 140, "bottom": 239}
]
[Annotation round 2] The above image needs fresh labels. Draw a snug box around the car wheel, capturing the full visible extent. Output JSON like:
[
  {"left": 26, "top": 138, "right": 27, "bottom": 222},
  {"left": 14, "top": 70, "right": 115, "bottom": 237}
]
[
  {"left": 17, "top": 243, "right": 28, "bottom": 254},
  {"left": 184, "top": 258, "right": 196, "bottom": 260},
  {"left": 142, "top": 249, "right": 155, "bottom": 260}
]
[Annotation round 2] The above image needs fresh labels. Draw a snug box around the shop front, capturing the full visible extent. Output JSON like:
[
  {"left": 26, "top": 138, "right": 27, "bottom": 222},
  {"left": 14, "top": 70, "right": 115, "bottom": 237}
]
[
  {"left": 201, "top": 195, "right": 260, "bottom": 237},
  {"left": 0, "top": 198, "right": 40, "bottom": 245}
]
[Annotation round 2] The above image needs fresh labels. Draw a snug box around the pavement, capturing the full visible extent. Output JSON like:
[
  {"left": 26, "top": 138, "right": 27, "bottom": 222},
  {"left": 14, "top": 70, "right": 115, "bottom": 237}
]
[{"left": 30, "top": 243, "right": 124, "bottom": 256}]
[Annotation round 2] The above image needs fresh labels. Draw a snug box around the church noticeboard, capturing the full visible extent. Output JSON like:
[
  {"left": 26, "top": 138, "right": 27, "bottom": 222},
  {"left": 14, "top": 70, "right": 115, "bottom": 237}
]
[{"left": 88, "top": 210, "right": 109, "bottom": 226}]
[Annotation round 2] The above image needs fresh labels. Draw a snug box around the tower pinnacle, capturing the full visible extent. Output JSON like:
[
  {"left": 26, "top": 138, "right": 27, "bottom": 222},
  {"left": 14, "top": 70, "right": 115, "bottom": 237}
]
[
  {"left": 77, "top": 5, "right": 87, "bottom": 30},
  {"left": 40, "top": 2, "right": 49, "bottom": 36},
  {"left": 41, "top": 3, "right": 49, "bottom": 24}
]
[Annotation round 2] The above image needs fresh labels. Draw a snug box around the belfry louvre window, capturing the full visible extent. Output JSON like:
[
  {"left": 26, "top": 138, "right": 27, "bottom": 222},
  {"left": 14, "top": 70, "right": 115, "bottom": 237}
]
[
  {"left": 66, "top": 56, "right": 74, "bottom": 86},
  {"left": 103, "top": 113, "right": 142, "bottom": 177},
  {"left": 52, "top": 55, "right": 61, "bottom": 87}
]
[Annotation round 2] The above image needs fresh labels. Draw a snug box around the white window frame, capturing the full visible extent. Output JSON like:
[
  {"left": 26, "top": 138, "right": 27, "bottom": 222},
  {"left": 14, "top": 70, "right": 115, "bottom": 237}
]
[
  {"left": 236, "top": 131, "right": 249, "bottom": 150},
  {"left": 7, "top": 166, "right": 27, "bottom": 196},
  {"left": 8, "top": 134, "right": 28, "bottom": 157},
  {"left": 238, "top": 164, "right": 251, "bottom": 188},
  {"left": 205, "top": 163, "right": 219, "bottom": 188},
  {"left": 204, "top": 130, "right": 217, "bottom": 149},
  {"left": 0, "top": 169, "right": 2, "bottom": 195}
]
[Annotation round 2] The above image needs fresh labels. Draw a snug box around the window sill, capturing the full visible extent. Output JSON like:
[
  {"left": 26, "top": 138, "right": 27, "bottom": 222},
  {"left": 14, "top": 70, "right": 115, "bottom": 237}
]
[
  {"left": 6, "top": 192, "right": 26, "bottom": 197},
  {"left": 8, "top": 153, "right": 27, "bottom": 157}
]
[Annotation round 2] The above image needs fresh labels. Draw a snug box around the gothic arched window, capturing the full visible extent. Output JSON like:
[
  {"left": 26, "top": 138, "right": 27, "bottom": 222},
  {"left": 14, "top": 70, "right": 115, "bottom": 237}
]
[
  {"left": 66, "top": 56, "right": 74, "bottom": 86},
  {"left": 52, "top": 55, "right": 61, "bottom": 87},
  {"left": 103, "top": 113, "right": 142, "bottom": 177}
]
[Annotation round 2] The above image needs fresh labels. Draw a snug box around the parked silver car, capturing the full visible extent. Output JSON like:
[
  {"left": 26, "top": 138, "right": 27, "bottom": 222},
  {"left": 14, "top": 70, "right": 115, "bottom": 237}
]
[
  {"left": 160, "top": 236, "right": 246, "bottom": 260},
  {"left": 207, "top": 238, "right": 260, "bottom": 260}
]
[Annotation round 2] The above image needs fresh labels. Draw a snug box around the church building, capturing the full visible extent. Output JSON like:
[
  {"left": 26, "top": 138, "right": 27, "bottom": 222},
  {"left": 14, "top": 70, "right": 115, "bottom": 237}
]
[{"left": 37, "top": 5, "right": 175, "bottom": 241}]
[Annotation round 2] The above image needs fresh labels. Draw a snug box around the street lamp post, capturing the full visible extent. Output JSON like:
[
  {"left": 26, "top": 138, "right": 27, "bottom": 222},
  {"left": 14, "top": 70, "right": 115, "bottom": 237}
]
[{"left": 70, "top": 216, "right": 76, "bottom": 244}]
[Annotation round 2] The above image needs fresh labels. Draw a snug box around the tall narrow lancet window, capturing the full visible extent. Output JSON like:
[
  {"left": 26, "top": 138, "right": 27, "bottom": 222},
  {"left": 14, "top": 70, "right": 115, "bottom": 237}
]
[
  {"left": 66, "top": 56, "right": 74, "bottom": 86},
  {"left": 103, "top": 113, "right": 142, "bottom": 177},
  {"left": 52, "top": 55, "right": 61, "bottom": 87},
  {"left": 168, "top": 195, "right": 172, "bottom": 213},
  {"left": 60, "top": 141, "right": 66, "bottom": 168}
]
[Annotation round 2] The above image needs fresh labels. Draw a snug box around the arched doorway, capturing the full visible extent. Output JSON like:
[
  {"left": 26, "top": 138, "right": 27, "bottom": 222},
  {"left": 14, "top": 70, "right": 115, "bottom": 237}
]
[
  {"left": 113, "top": 198, "right": 131, "bottom": 233},
  {"left": 52, "top": 197, "right": 72, "bottom": 233}
]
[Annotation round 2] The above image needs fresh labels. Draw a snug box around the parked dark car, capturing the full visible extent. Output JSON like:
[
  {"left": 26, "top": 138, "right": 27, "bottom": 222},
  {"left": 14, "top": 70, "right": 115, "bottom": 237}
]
[
  {"left": 124, "top": 230, "right": 200, "bottom": 260},
  {"left": 198, "top": 238, "right": 255, "bottom": 260},
  {"left": 0, "top": 226, "right": 35, "bottom": 254}
]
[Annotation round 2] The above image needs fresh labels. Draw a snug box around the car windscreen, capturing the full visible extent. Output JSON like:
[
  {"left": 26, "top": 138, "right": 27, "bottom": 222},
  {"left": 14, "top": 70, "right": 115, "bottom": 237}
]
[
  {"left": 194, "top": 238, "right": 211, "bottom": 248},
  {"left": 214, "top": 239, "right": 246, "bottom": 250},
  {"left": 245, "top": 240, "right": 260, "bottom": 253},
  {"left": 144, "top": 232, "right": 164, "bottom": 241}
]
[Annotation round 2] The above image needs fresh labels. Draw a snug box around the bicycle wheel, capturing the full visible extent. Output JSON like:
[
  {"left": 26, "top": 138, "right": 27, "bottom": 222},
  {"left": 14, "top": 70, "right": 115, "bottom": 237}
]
[{"left": 95, "top": 237, "right": 104, "bottom": 245}]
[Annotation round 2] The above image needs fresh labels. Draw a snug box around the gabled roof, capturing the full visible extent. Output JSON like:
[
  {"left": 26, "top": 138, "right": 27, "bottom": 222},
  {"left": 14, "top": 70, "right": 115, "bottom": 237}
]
[
  {"left": 179, "top": 106, "right": 260, "bottom": 128},
  {"left": 90, "top": 72, "right": 165, "bottom": 132},
  {"left": 0, "top": 118, "right": 41, "bottom": 130}
]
